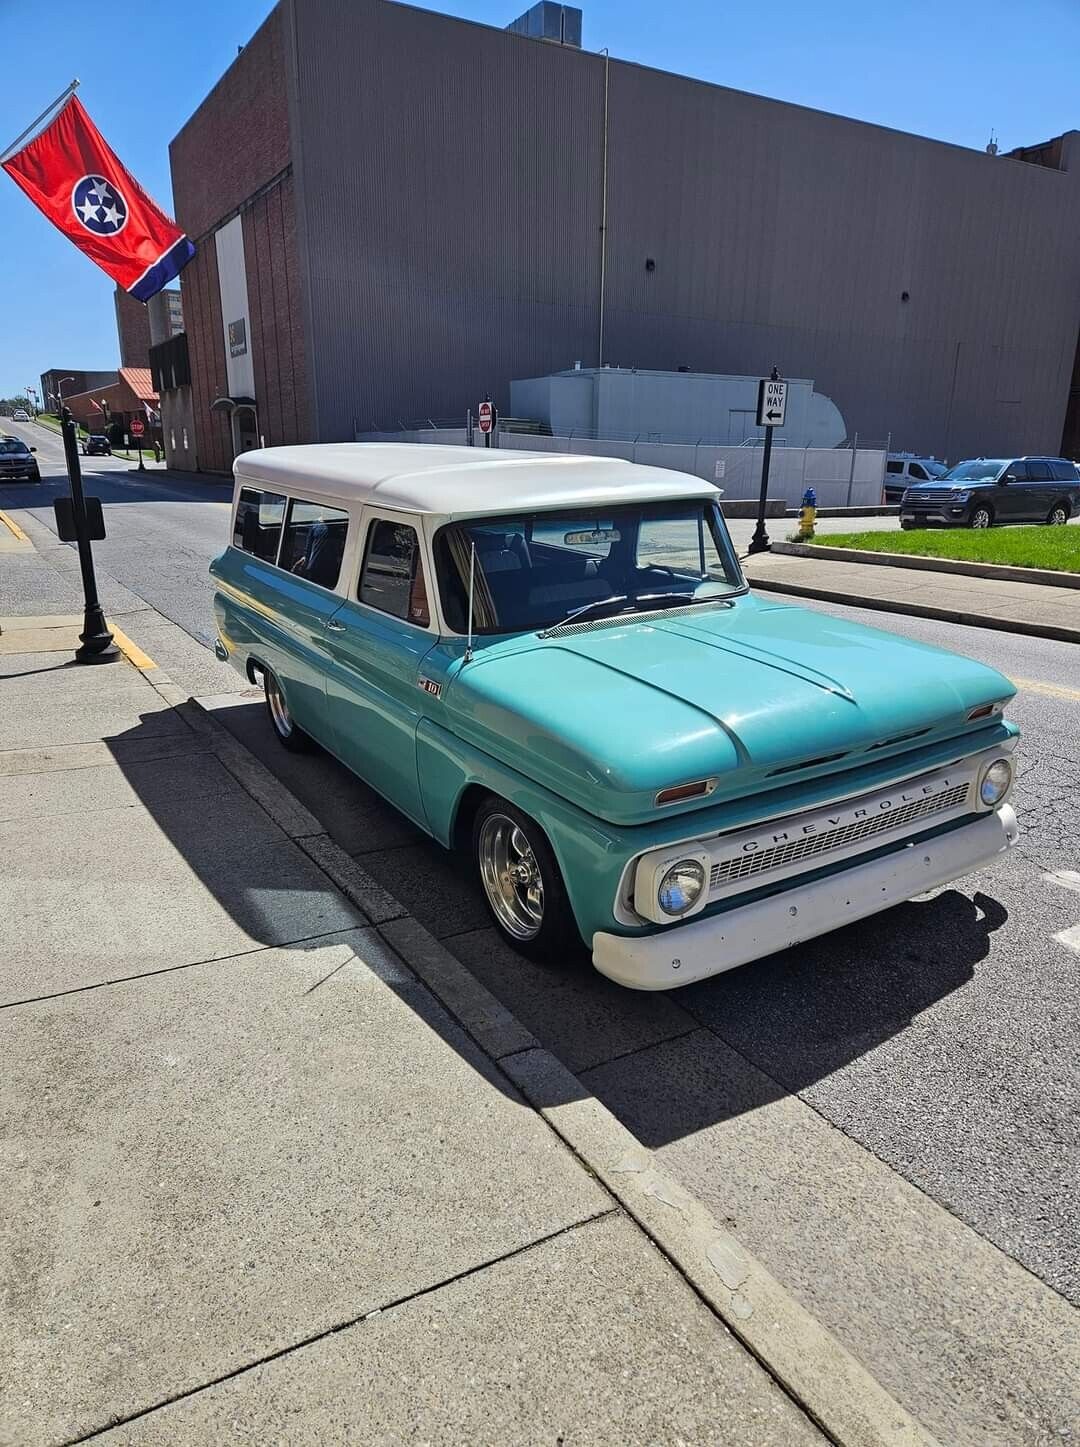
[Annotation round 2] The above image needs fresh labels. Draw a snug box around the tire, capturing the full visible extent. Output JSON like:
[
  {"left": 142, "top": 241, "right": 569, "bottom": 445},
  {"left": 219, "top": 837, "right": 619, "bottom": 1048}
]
[
  {"left": 969, "top": 504, "right": 993, "bottom": 529},
  {"left": 28, "top": 469, "right": 40, "bottom": 482},
  {"left": 263, "top": 668, "right": 314, "bottom": 753},
  {"left": 472, "top": 796, "right": 583, "bottom": 963},
  {"left": 1046, "top": 502, "right": 1069, "bottom": 526},
  {"left": 900, "top": 521, "right": 917, "bottom": 531}
]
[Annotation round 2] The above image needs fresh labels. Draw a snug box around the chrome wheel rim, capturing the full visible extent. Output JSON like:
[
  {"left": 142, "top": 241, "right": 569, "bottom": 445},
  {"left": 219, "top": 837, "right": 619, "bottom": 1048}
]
[
  {"left": 972, "top": 509, "right": 990, "bottom": 529},
  {"left": 267, "top": 675, "right": 293, "bottom": 738},
  {"left": 478, "top": 814, "right": 545, "bottom": 941},
  {"left": 1050, "top": 508, "right": 1067, "bottom": 525}
]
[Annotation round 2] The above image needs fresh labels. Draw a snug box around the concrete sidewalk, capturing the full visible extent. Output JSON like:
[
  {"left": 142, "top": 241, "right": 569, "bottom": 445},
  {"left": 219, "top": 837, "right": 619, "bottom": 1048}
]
[
  {"left": 744, "top": 548, "right": 1080, "bottom": 643},
  {"left": 0, "top": 613, "right": 859, "bottom": 1445}
]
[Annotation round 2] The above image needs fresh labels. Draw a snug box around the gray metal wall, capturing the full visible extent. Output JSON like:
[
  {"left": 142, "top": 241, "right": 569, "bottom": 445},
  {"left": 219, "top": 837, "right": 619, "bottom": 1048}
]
[{"left": 285, "top": 0, "right": 1080, "bottom": 461}]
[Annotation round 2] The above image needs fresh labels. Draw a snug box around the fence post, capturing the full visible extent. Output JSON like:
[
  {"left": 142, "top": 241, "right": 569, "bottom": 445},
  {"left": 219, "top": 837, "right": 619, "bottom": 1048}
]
[{"left": 845, "top": 432, "right": 858, "bottom": 507}]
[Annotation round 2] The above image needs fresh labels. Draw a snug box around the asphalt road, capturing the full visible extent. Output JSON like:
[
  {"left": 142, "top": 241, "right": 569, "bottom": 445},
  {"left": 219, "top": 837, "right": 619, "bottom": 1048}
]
[{"left": 3, "top": 419, "right": 1077, "bottom": 1433}]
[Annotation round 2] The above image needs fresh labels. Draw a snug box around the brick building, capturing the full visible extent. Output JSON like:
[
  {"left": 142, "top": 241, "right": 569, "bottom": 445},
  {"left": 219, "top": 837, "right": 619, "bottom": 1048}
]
[
  {"left": 171, "top": 1, "right": 1080, "bottom": 473},
  {"left": 63, "top": 367, "right": 160, "bottom": 441},
  {"left": 39, "top": 368, "right": 117, "bottom": 413},
  {"left": 169, "top": 6, "right": 304, "bottom": 473}
]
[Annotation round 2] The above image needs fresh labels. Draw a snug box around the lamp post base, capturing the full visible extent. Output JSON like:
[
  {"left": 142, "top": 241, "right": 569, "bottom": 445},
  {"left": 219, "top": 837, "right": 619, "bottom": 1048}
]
[{"left": 75, "top": 606, "right": 120, "bottom": 665}]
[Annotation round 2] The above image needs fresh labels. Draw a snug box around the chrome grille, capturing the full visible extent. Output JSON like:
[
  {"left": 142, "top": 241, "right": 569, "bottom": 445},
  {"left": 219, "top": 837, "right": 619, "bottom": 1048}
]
[{"left": 709, "top": 782, "right": 971, "bottom": 890}]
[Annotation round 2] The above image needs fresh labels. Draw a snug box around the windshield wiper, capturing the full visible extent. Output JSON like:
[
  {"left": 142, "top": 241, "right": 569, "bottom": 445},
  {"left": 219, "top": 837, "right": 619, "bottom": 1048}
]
[
  {"left": 632, "top": 591, "right": 736, "bottom": 610},
  {"left": 540, "top": 594, "right": 630, "bottom": 634}
]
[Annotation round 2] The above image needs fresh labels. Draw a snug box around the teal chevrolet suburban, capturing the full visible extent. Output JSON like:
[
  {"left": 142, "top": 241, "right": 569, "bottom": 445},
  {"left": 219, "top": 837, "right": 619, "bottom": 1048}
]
[{"left": 210, "top": 444, "right": 1019, "bottom": 990}]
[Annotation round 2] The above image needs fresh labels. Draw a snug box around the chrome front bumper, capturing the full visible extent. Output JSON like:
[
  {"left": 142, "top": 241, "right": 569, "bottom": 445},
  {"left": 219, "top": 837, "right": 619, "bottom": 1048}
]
[{"left": 592, "top": 804, "right": 1018, "bottom": 991}]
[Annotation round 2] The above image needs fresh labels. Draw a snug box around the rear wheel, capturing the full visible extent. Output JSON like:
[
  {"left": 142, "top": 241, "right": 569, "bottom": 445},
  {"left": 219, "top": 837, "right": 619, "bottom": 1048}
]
[
  {"left": 1047, "top": 502, "right": 1069, "bottom": 526},
  {"left": 473, "top": 797, "right": 582, "bottom": 963},
  {"left": 263, "top": 668, "right": 313, "bottom": 753},
  {"left": 969, "top": 504, "right": 993, "bottom": 529}
]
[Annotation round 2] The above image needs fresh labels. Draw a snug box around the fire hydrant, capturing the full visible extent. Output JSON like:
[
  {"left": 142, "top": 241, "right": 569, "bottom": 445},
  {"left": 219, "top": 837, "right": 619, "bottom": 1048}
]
[{"left": 795, "top": 487, "right": 817, "bottom": 541}]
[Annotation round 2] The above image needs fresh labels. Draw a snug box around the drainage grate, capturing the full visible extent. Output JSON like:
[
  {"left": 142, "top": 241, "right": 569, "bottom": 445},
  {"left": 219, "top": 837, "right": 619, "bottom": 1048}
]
[{"left": 709, "top": 782, "right": 971, "bottom": 889}]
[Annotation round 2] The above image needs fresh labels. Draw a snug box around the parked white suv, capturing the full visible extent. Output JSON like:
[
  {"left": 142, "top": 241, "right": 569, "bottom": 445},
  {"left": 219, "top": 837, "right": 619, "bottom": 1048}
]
[{"left": 884, "top": 454, "right": 948, "bottom": 505}]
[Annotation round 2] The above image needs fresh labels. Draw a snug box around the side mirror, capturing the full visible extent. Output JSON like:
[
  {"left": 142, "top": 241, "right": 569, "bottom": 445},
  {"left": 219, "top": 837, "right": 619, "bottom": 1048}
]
[
  {"left": 29, "top": 447, "right": 36, "bottom": 453},
  {"left": 1002, "top": 473, "right": 1016, "bottom": 484}
]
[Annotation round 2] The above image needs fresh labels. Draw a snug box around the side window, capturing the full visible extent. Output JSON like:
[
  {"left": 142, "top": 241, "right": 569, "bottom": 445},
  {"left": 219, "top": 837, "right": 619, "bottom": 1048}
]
[
  {"left": 1026, "top": 461, "right": 1051, "bottom": 481},
  {"left": 233, "top": 487, "right": 286, "bottom": 562},
  {"left": 1050, "top": 460, "right": 1076, "bottom": 481},
  {"left": 358, "top": 519, "right": 431, "bottom": 626},
  {"left": 1006, "top": 461, "right": 1029, "bottom": 482},
  {"left": 908, "top": 463, "right": 928, "bottom": 481},
  {"left": 886, "top": 460, "right": 903, "bottom": 475},
  {"left": 279, "top": 499, "right": 350, "bottom": 590}
]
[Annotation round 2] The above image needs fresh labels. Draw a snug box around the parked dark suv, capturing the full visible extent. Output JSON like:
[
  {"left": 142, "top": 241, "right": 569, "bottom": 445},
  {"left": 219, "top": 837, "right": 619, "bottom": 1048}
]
[
  {"left": 900, "top": 457, "right": 1080, "bottom": 529},
  {"left": 0, "top": 436, "right": 40, "bottom": 482},
  {"left": 80, "top": 434, "right": 112, "bottom": 456}
]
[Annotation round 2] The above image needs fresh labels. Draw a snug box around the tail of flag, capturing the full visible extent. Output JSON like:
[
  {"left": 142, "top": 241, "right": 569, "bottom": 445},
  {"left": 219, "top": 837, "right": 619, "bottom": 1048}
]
[{"left": 1, "top": 84, "right": 194, "bottom": 302}]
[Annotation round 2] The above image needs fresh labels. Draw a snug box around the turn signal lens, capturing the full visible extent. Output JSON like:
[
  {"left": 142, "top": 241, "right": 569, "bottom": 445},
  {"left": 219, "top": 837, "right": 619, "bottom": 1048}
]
[
  {"left": 657, "top": 860, "right": 706, "bottom": 916},
  {"left": 979, "top": 758, "right": 1013, "bottom": 807},
  {"left": 655, "top": 779, "right": 715, "bottom": 806},
  {"left": 967, "top": 702, "right": 1001, "bottom": 721}
]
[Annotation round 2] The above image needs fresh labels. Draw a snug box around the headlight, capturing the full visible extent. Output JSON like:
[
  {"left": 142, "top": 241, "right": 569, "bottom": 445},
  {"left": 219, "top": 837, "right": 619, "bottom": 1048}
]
[
  {"left": 658, "top": 859, "right": 706, "bottom": 916},
  {"left": 979, "top": 758, "right": 1013, "bottom": 807},
  {"left": 952, "top": 490, "right": 971, "bottom": 501}
]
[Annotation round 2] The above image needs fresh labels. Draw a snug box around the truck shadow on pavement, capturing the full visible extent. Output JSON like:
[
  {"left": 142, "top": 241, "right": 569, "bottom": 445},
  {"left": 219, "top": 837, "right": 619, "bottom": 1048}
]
[{"left": 136, "top": 696, "right": 1011, "bottom": 1153}]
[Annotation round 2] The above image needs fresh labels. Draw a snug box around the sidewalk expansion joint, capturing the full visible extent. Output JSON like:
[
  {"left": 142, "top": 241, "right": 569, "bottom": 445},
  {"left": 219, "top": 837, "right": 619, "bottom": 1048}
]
[
  {"left": 66, "top": 1209, "right": 619, "bottom": 1445},
  {"left": 0, "top": 927, "right": 370, "bottom": 1013}
]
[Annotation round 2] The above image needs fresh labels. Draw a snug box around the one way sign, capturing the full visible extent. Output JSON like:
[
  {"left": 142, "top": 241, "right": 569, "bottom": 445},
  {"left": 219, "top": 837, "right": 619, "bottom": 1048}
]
[{"left": 756, "top": 376, "right": 788, "bottom": 428}]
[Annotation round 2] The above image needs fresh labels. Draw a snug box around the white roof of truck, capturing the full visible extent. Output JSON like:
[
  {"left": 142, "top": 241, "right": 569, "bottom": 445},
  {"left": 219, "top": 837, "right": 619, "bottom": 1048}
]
[{"left": 233, "top": 443, "right": 717, "bottom": 517}]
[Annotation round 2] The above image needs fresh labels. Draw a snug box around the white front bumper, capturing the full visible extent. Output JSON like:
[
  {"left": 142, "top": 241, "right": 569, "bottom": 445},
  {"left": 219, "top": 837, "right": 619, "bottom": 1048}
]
[{"left": 592, "top": 805, "right": 1018, "bottom": 991}]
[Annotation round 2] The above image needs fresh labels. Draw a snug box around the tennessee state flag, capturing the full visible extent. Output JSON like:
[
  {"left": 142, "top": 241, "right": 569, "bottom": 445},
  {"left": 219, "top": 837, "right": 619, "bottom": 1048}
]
[{"left": 2, "top": 94, "right": 194, "bottom": 301}]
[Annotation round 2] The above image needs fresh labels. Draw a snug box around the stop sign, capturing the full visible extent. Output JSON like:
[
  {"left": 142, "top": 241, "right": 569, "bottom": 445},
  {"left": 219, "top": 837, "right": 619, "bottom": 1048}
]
[
  {"left": 129, "top": 417, "right": 145, "bottom": 438},
  {"left": 477, "top": 400, "right": 494, "bottom": 434}
]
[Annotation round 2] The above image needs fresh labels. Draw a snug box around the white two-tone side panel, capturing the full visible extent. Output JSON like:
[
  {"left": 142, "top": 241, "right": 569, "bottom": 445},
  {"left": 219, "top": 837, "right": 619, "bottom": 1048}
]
[{"left": 215, "top": 214, "right": 255, "bottom": 401}]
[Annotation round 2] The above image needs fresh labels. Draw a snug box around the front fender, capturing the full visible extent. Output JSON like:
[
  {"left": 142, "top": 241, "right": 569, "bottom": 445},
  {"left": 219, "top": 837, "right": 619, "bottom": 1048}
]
[{"left": 416, "top": 718, "right": 630, "bottom": 941}]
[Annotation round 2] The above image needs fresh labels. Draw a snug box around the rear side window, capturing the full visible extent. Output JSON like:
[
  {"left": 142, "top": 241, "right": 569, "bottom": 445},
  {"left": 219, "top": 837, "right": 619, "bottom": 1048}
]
[
  {"left": 279, "top": 499, "right": 350, "bottom": 590},
  {"left": 1050, "top": 460, "right": 1077, "bottom": 481},
  {"left": 358, "top": 519, "right": 430, "bottom": 626},
  {"left": 233, "top": 487, "right": 286, "bottom": 562}
]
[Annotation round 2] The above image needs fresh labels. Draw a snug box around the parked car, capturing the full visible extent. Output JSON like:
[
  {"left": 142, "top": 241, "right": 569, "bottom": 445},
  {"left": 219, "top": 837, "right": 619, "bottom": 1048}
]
[
  {"left": 883, "top": 454, "right": 948, "bottom": 505},
  {"left": 0, "top": 435, "right": 40, "bottom": 482},
  {"left": 80, "top": 434, "right": 112, "bottom": 456},
  {"left": 11, "top": 409, "right": 29, "bottom": 422},
  {"left": 211, "top": 445, "right": 1019, "bottom": 991},
  {"left": 900, "top": 457, "right": 1080, "bottom": 529}
]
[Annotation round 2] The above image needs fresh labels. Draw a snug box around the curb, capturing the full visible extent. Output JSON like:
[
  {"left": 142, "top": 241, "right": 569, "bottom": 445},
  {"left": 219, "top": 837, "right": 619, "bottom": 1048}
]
[
  {"left": 122, "top": 681, "right": 938, "bottom": 1444},
  {"left": 0, "top": 509, "right": 31, "bottom": 543},
  {"left": 745, "top": 573, "right": 1080, "bottom": 645},
  {"left": 774, "top": 539, "right": 1080, "bottom": 590}
]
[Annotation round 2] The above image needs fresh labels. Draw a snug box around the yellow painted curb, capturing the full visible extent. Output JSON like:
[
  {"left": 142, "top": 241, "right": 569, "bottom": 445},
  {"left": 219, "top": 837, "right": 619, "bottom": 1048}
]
[
  {"left": 0, "top": 509, "right": 30, "bottom": 542},
  {"left": 107, "top": 624, "right": 157, "bottom": 671},
  {"left": 1012, "top": 676, "right": 1080, "bottom": 704}
]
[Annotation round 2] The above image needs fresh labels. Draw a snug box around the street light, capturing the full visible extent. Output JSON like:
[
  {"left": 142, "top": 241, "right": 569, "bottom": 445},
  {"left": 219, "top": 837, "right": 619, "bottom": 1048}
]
[
  {"left": 55, "top": 383, "right": 118, "bottom": 664},
  {"left": 56, "top": 376, "right": 75, "bottom": 417}
]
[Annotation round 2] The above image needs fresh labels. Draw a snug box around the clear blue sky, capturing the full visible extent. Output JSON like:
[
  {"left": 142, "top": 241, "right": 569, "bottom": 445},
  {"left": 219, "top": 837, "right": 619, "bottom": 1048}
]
[{"left": 2, "top": 0, "right": 1078, "bottom": 398}]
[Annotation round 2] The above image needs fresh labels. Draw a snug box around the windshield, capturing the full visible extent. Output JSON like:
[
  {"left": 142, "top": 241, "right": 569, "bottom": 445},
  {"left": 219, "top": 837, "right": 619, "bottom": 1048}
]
[
  {"left": 943, "top": 459, "right": 1006, "bottom": 482},
  {"left": 435, "top": 499, "right": 745, "bottom": 636},
  {"left": 0, "top": 439, "right": 27, "bottom": 455}
]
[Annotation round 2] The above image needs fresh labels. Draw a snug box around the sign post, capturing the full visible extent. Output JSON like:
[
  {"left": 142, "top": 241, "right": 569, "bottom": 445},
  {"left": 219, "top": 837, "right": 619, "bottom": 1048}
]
[
  {"left": 129, "top": 414, "right": 145, "bottom": 472},
  {"left": 747, "top": 368, "right": 787, "bottom": 555},
  {"left": 477, "top": 396, "right": 496, "bottom": 449}
]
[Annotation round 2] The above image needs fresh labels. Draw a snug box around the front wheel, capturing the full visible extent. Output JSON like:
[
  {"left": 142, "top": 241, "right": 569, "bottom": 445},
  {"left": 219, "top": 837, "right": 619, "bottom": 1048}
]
[
  {"left": 473, "top": 798, "right": 582, "bottom": 963},
  {"left": 969, "top": 505, "right": 993, "bottom": 529},
  {"left": 1047, "top": 503, "right": 1069, "bottom": 526},
  {"left": 263, "top": 668, "right": 313, "bottom": 753}
]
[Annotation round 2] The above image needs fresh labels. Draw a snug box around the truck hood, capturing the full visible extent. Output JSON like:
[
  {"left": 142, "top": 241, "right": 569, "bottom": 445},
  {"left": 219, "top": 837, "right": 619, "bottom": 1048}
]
[{"left": 442, "top": 595, "right": 1015, "bottom": 826}]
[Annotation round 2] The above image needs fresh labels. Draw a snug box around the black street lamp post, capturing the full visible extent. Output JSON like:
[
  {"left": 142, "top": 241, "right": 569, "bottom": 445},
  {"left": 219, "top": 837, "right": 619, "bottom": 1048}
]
[{"left": 59, "top": 405, "right": 119, "bottom": 664}]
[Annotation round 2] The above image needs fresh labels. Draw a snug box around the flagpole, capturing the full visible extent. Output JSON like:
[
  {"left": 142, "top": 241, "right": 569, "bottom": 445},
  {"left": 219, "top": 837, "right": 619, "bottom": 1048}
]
[{"left": 0, "top": 79, "right": 79, "bottom": 164}]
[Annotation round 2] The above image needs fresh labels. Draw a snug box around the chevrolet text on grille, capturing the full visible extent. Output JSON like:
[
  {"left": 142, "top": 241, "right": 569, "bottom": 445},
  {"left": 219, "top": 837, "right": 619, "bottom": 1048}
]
[{"left": 741, "top": 778, "right": 952, "bottom": 851}]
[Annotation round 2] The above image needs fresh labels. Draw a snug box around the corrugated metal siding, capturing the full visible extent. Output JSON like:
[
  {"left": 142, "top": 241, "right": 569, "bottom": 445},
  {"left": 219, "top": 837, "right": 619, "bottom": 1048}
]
[{"left": 288, "top": 0, "right": 1080, "bottom": 458}]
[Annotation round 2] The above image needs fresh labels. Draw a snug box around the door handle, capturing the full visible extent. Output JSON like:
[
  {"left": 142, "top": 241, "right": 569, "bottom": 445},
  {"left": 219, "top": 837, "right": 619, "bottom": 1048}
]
[{"left": 325, "top": 619, "right": 347, "bottom": 632}]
